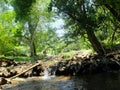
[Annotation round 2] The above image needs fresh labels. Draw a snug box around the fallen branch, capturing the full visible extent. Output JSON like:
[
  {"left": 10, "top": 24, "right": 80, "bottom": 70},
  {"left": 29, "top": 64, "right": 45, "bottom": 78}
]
[
  {"left": 9, "top": 61, "right": 42, "bottom": 80},
  {"left": 106, "top": 50, "right": 120, "bottom": 57}
]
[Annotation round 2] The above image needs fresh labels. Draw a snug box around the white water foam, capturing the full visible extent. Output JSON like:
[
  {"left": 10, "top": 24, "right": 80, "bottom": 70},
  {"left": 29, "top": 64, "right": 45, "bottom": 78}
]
[{"left": 41, "top": 69, "right": 55, "bottom": 80}]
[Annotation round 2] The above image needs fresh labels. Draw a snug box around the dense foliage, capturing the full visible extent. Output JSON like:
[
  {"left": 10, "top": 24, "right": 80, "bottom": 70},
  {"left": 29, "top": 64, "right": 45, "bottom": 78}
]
[
  {"left": 0, "top": 0, "right": 120, "bottom": 60},
  {"left": 50, "top": 0, "right": 120, "bottom": 55}
]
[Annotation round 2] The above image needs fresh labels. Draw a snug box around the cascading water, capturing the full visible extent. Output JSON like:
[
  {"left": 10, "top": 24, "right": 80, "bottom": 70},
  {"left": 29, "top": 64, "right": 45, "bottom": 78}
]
[
  {"left": 28, "top": 70, "right": 33, "bottom": 77},
  {"left": 41, "top": 68, "right": 56, "bottom": 80}
]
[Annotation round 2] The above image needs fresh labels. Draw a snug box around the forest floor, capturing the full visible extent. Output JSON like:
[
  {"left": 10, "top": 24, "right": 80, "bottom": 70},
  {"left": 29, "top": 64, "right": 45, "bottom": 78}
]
[{"left": 1, "top": 50, "right": 120, "bottom": 86}]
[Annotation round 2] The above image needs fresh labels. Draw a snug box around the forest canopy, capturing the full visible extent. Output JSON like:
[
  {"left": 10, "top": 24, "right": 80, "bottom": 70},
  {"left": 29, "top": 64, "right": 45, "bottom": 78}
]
[{"left": 0, "top": 0, "right": 120, "bottom": 60}]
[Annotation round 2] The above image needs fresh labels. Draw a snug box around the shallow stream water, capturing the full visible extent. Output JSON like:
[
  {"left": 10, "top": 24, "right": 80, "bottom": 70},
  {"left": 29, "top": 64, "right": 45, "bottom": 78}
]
[{"left": 2, "top": 72, "right": 120, "bottom": 90}]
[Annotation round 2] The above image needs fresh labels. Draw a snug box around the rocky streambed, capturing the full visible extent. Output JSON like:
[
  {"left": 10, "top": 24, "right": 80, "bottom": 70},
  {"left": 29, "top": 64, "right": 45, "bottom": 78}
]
[
  {"left": 1, "top": 51, "right": 120, "bottom": 86},
  {"left": 55, "top": 53, "right": 120, "bottom": 75},
  {"left": 0, "top": 58, "right": 44, "bottom": 86},
  {"left": 0, "top": 58, "right": 45, "bottom": 78}
]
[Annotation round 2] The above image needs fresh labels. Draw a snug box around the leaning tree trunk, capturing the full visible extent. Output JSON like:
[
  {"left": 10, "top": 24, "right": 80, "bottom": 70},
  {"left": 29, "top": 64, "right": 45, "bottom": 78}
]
[
  {"left": 82, "top": 1, "right": 105, "bottom": 55},
  {"left": 86, "top": 29, "right": 105, "bottom": 55}
]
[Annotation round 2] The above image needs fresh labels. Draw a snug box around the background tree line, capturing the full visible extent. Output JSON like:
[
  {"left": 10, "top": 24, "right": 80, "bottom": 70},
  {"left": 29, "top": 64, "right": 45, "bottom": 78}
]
[
  {"left": 0, "top": 0, "right": 120, "bottom": 61},
  {"left": 50, "top": 0, "right": 120, "bottom": 55}
]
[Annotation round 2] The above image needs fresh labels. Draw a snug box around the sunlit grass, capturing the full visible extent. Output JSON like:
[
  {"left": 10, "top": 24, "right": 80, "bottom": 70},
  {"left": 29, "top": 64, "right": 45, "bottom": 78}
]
[
  {"left": 0, "top": 49, "right": 94, "bottom": 63},
  {"left": 0, "top": 56, "right": 34, "bottom": 63},
  {"left": 61, "top": 49, "right": 94, "bottom": 60}
]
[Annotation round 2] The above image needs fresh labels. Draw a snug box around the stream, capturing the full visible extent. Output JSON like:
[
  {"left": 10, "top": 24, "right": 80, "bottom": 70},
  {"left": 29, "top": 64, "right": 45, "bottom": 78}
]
[{"left": 2, "top": 71, "right": 120, "bottom": 90}]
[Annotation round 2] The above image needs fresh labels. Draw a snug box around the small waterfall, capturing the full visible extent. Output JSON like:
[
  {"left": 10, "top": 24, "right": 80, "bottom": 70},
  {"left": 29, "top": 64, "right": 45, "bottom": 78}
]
[
  {"left": 41, "top": 68, "right": 56, "bottom": 80},
  {"left": 28, "top": 70, "right": 33, "bottom": 77}
]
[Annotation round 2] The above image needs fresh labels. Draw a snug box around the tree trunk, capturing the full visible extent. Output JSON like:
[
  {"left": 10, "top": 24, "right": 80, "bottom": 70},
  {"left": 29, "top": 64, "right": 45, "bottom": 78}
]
[
  {"left": 82, "top": 1, "right": 105, "bottom": 55},
  {"left": 86, "top": 29, "right": 105, "bottom": 55},
  {"left": 28, "top": 20, "right": 37, "bottom": 60},
  {"left": 30, "top": 40, "right": 37, "bottom": 58}
]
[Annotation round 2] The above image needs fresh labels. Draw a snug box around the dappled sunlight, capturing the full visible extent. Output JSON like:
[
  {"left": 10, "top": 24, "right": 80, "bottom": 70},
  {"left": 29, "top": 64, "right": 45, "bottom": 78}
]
[
  {"left": 1, "top": 0, "right": 120, "bottom": 90},
  {"left": 3, "top": 72, "right": 120, "bottom": 90},
  {"left": 53, "top": 76, "right": 71, "bottom": 81}
]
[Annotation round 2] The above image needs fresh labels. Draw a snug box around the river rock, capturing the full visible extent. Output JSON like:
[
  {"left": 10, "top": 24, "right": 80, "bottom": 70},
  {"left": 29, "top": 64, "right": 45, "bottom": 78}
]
[
  {"left": 32, "top": 65, "right": 44, "bottom": 76},
  {"left": 0, "top": 78, "right": 7, "bottom": 85},
  {"left": 55, "top": 53, "right": 120, "bottom": 76},
  {"left": 0, "top": 58, "right": 16, "bottom": 67},
  {"left": 108, "top": 59, "right": 120, "bottom": 70}
]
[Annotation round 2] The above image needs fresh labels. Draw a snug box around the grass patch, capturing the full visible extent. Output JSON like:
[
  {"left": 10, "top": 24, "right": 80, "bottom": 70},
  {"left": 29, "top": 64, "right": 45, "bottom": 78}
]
[
  {"left": 61, "top": 49, "right": 94, "bottom": 60},
  {"left": 0, "top": 56, "right": 34, "bottom": 63}
]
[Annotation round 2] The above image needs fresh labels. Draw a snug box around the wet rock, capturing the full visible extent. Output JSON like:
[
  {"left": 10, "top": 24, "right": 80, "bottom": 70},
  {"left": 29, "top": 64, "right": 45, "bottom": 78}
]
[
  {"left": 0, "top": 78, "right": 7, "bottom": 85},
  {"left": 108, "top": 59, "right": 120, "bottom": 70},
  {"left": 0, "top": 67, "right": 17, "bottom": 78},
  {"left": 55, "top": 60, "right": 82, "bottom": 75},
  {"left": 0, "top": 58, "right": 16, "bottom": 67},
  {"left": 1, "top": 52, "right": 120, "bottom": 77},
  {"left": 32, "top": 65, "right": 44, "bottom": 76},
  {"left": 0, "top": 58, "right": 45, "bottom": 78},
  {"left": 49, "top": 66, "right": 57, "bottom": 75},
  {"left": 55, "top": 52, "right": 120, "bottom": 76}
]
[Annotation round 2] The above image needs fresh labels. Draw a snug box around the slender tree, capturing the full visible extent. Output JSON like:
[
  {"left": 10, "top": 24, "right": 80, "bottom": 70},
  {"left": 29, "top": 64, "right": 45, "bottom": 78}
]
[{"left": 12, "top": 0, "right": 52, "bottom": 60}]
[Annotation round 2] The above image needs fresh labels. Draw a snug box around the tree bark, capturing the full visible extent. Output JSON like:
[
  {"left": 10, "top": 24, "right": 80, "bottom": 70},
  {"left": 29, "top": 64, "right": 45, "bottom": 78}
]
[
  {"left": 57, "top": 0, "right": 106, "bottom": 55},
  {"left": 30, "top": 40, "right": 37, "bottom": 57},
  {"left": 28, "top": 20, "right": 37, "bottom": 60},
  {"left": 86, "top": 29, "right": 105, "bottom": 55},
  {"left": 67, "top": 12, "right": 106, "bottom": 55},
  {"left": 82, "top": 1, "right": 105, "bottom": 55}
]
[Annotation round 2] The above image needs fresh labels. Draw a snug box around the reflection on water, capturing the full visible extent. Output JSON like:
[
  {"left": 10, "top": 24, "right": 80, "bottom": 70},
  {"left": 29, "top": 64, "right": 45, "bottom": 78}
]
[{"left": 3, "top": 72, "right": 120, "bottom": 90}]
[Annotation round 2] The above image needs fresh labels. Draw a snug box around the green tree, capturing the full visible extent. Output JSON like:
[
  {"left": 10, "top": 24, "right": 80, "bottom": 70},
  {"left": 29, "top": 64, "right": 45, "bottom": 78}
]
[
  {"left": 93, "top": 0, "right": 120, "bottom": 50},
  {"left": 12, "top": 0, "right": 53, "bottom": 60},
  {"left": 50, "top": 0, "right": 106, "bottom": 55},
  {"left": 35, "top": 26, "right": 63, "bottom": 55},
  {"left": 0, "top": 4, "right": 21, "bottom": 55},
  {"left": 95, "top": 0, "right": 120, "bottom": 22}
]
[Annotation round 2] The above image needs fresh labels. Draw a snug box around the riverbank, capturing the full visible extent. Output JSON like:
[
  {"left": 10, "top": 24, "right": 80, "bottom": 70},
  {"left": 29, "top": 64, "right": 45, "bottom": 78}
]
[
  {"left": 0, "top": 50, "right": 120, "bottom": 86},
  {"left": 55, "top": 52, "right": 120, "bottom": 75}
]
